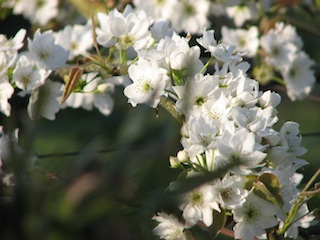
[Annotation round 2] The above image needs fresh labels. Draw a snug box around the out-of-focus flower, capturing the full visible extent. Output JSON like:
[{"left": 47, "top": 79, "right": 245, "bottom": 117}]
[{"left": 28, "top": 29, "right": 69, "bottom": 71}]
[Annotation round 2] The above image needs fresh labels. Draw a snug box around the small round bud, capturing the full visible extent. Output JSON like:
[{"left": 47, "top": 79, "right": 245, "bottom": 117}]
[
  {"left": 169, "top": 156, "right": 180, "bottom": 168},
  {"left": 177, "top": 150, "right": 188, "bottom": 162},
  {"left": 97, "top": 83, "right": 113, "bottom": 93}
]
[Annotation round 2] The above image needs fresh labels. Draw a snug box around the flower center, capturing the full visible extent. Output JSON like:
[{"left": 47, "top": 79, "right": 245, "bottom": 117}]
[
  {"left": 121, "top": 34, "right": 135, "bottom": 48},
  {"left": 189, "top": 190, "right": 204, "bottom": 206},
  {"left": 168, "top": 227, "right": 183, "bottom": 239},
  {"left": 230, "top": 152, "right": 242, "bottom": 164},
  {"left": 271, "top": 47, "right": 280, "bottom": 57},
  {"left": 288, "top": 68, "right": 296, "bottom": 79},
  {"left": 194, "top": 96, "right": 206, "bottom": 106},
  {"left": 244, "top": 203, "right": 261, "bottom": 223},
  {"left": 38, "top": 48, "right": 51, "bottom": 61},
  {"left": 184, "top": 3, "right": 196, "bottom": 16},
  {"left": 220, "top": 188, "right": 233, "bottom": 202}
]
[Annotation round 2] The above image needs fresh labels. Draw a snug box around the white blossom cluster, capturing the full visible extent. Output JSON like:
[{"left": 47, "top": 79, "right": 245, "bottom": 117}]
[{"left": 135, "top": 28, "right": 315, "bottom": 239}]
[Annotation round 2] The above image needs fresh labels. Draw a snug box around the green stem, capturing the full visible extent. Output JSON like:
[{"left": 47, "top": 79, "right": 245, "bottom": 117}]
[
  {"left": 277, "top": 168, "right": 320, "bottom": 235},
  {"left": 119, "top": 46, "right": 127, "bottom": 65},
  {"left": 200, "top": 55, "right": 215, "bottom": 74},
  {"left": 159, "top": 96, "right": 184, "bottom": 124},
  {"left": 302, "top": 168, "right": 320, "bottom": 193},
  {"left": 272, "top": 76, "right": 286, "bottom": 86}
]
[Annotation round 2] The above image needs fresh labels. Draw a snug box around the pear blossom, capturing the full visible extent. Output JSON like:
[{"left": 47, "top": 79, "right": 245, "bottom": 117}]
[
  {"left": 0, "top": 79, "right": 14, "bottom": 116},
  {"left": 146, "top": 33, "right": 203, "bottom": 80},
  {"left": 211, "top": 174, "right": 248, "bottom": 209},
  {"left": 152, "top": 212, "right": 186, "bottom": 240},
  {"left": 221, "top": 26, "right": 259, "bottom": 57},
  {"left": 28, "top": 29, "right": 69, "bottom": 71},
  {"left": 133, "top": 0, "right": 177, "bottom": 21},
  {"left": 281, "top": 51, "right": 315, "bottom": 101},
  {"left": 13, "top": 55, "right": 51, "bottom": 90},
  {"left": 233, "top": 191, "right": 279, "bottom": 240},
  {"left": 197, "top": 29, "right": 244, "bottom": 63},
  {"left": 150, "top": 21, "right": 174, "bottom": 42},
  {"left": 0, "top": 28, "right": 26, "bottom": 52},
  {"left": 169, "top": 0, "right": 210, "bottom": 34},
  {"left": 171, "top": 173, "right": 220, "bottom": 228},
  {"left": 181, "top": 114, "right": 219, "bottom": 159},
  {"left": 124, "top": 58, "right": 169, "bottom": 108},
  {"left": 27, "top": 79, "right": 63, "bottom": 120},
  {"left": 215, "top": 128, "right": 266, "bottom": 175},
  {"left": 0, "top": 29, "right": 26, "bottom": 73},
  {"left": 12, "top": 0, "right": 58, "bottom": 26},
  {"left": 173, "top": 73, "right": 220, "bottom": 116},
  {"left": 96, "top": 5, "right": 152, "bottom": 51},
  {"left": 274, "top": 22, "right": 303, "bottom": 50},
  {"left": 259, "top": 90, "right": 281, "bottom": 109},
  {"left": 55, "top": 22, "right": 94, "bottom": 60},
  {"left": 225, "top": 1, "right": 259, "bottom": 27},
  {"left": 260, "top": 29, "right": 297, "bottom": 69}
]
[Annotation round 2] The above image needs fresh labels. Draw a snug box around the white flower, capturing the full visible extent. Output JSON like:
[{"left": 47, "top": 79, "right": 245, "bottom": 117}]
[
  {"left": 55, "top": 22, "right": 93, "bottom": 60},
  {"left": 133, "top": 0, "right": 177, "bottom": 21},
  {"left": 279, "top": 121, "right": 307, "bottom": 159},
  {"left": 182, "top": 114, "right": 219, "bottom": 159},
  {"left": 152, "top": 212, "right": 186, "bottom": 240},
  {"left": 197, "top": 29, "right": 243, "bottom": 63},
  {"left": 150, "top": 21, "right": 173, "bottom": 42},
  {"left": 259, "top": 90, "right": 281, "bottom": 109},
  {"left": 96, "top": 5, "right": 152, "bottom": 51},
  {"left": 233, "top": 191, "right": 279, "bottom": 240},
  {"left": 226, "top": 1, "right": 259, "bottom": 27},
  {"left": 147, "top": 33, "right": 203, "bottom": 79},
  {"left": 173, "top": 173, "right": 220, "bottom": 228},
  {"left": 27, "top": 79, "right": 63, "bottom": 120},
  {"left": 13, "top": 54, "right": 51, "bottom": 90},
  {"left": 215, "top": 128, "right": 266, "bottom": 175},
  {"left": 12, "top": 0, "right": 58, "bottom": 26},
  {"left": 0, "top": 28, "right": 26, "bottom": 52},
  {"left": 28, "top": 29, "right": 69, "bottom": 71},
  {"left": 196, "top": 29, "right": 217, "bottom": 50},
  {"left": 0, "top": 29, "right": 26, "bottom": 74},
  {"left": 150, "top": 20, "right": 174, "bottom": 42},
  {"left": 212, "top": 173, "right": 248, "bottom": 209},
  {"left": 173, "top": 73, "right": 220, "bottom": 116},
  {"left": 260, "top": 30, "right": 297, "bottom": 69},
  {"left": 281, "top": 51, "right": 315, "bottom": 101},
  {"left": 124, "top": 58, "right": 168, "bottom": 108},
  {"left": 221, "top": 26, "right": 259, "bottom": 57},
  {"left": 0, "top": 79, "right": 14, "bottom": 116},
  {"left": 170, "top": 0, "right": 210, "bottom": 34},
  {"left": 274, "top": 22, "right": 303, "bottom": 50}
]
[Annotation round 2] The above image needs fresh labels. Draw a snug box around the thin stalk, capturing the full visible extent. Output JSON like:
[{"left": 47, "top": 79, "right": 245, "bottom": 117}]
[
  {"left": 159, "top": 96, "right": 183, "bottom": 124},
  {"left": 277, "top": 168, "right": 320, "bottom": 235},
  {"left": 272, "top": 76, "right": 286, "bottom": 86},
  {"left": 200, "top": 55, "right": 215, "bottom": 74}
]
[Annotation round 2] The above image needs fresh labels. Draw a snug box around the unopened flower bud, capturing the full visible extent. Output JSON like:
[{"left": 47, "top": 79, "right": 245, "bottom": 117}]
[
  {"left": 97, "top": 83, "right": 112, "bottom": 93},
  {"left": 169, "top": 156, "right": 180, "bottom": 168},
  {"left": 177, "top": 150, "right": 188, "bottom": 162}
]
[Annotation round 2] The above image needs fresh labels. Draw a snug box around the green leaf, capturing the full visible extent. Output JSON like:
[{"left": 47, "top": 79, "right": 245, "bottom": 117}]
[
  {"left": 253, "top": 173, "right": 284, "bottom": 207},
  {"left": 68, "top": 0, "right": 107, "bottom": 19},
  {"left": 209, "top": 209, "right": 227, "bottom": 239}
]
